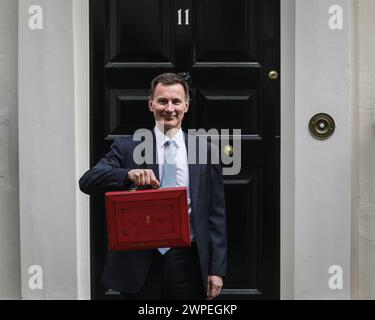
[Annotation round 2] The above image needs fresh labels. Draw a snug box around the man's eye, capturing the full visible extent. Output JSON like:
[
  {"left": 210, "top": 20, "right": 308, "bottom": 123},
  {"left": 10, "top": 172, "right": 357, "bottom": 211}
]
[
  {"left": 172, "top": 99, "right": 181, "bottom": 105},
  {"left": 158, "top": 99, "right": 167, "bottom": 104}
]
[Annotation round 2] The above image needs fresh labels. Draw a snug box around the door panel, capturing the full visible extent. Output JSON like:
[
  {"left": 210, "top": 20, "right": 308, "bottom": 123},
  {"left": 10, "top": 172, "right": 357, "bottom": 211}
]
[
  {"left": 107, "top": 0, "right": 174, "bottom": 65},
  {"left": 90, "top": 0, "right": 280, "bottom": 300},
  {"left": 224, "top": 174, "right": 261, "bottom": 292},
  {"left": 195, "top": 0, "right": 259, "bottom": 63},
  {"left": 106, "top": 89, "right": 153, "bottom": 138},
  {"left": 196, "top": 89, "right": 261, "bottom": 136}
]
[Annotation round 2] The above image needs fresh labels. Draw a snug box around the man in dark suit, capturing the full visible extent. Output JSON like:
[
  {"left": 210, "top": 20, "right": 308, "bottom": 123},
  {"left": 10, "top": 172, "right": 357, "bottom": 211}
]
[{"left": 79, "top": 73, "right": 227, "bottom": 300}]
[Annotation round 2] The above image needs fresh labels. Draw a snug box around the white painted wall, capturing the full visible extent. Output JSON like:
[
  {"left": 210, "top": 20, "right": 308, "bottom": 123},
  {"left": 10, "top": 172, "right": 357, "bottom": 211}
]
[
  {"left": 0, "top": 0, "right": 21, "bottom": 300},
  {"left": 358, "top": 0, "right": 375, "bottom": 300},
  {"left": 19, "top": 0, "right": 78, "bottom": 299},
  {"left": 294, "top": 0, "right": 353, "bottom": 299}
]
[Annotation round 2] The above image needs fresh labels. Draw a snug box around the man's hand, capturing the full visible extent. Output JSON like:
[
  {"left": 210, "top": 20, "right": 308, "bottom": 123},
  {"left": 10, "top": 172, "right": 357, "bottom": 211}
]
[
  {"left": 206, "top": 275, "right": 223, "bottom": 300},
  {"left": 127, "top": 169, "right": 160, "bottom": 187}
]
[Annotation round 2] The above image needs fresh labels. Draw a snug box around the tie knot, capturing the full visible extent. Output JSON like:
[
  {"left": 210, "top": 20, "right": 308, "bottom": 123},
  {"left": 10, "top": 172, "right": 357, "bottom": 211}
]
[{"left": 164, "top": 140, "right": 176, "bottom": 149}]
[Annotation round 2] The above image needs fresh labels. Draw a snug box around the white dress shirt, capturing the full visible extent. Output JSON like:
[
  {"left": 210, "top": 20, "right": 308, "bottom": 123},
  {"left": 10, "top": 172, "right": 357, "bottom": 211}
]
[{"left": 154, "top": 126, "right": 194, "bottom": 240}]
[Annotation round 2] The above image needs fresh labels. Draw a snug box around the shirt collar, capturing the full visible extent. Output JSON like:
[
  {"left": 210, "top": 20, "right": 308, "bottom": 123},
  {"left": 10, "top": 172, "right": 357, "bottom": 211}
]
[{"left": 154, "top": 126, "right": 184, "bottom": 149}]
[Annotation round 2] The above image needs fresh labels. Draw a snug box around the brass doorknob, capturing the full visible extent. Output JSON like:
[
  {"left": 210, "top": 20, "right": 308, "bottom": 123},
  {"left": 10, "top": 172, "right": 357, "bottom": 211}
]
[
  {"left": 269, "top": 70, "right": 279, "bottom": 80},
  {"left": 223, "top": 145, "right": 233, "bottom": 157}
]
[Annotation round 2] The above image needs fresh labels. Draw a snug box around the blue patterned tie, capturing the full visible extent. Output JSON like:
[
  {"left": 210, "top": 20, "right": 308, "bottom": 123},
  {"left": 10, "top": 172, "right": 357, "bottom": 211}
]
[
  {"left": 158, "top": 140, "right": 177, "bottom": 255},
  {"left": 161, "top": 140, "right": 177, "bottom": 187}
]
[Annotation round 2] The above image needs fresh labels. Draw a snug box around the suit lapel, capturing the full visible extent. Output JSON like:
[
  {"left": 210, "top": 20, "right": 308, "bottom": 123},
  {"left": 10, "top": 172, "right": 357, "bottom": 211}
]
[
  {"left": 185, "top": 132, "right": 200, "bottom": 214},
  {"left": 145, "top": 129, "right": 160, "bottom": 181}
]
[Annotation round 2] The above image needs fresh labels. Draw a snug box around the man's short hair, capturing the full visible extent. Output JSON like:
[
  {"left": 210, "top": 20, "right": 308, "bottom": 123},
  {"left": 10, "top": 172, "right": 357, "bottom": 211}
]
[{"left": 149, "top": 73, "right": 190, "bottom": 101}]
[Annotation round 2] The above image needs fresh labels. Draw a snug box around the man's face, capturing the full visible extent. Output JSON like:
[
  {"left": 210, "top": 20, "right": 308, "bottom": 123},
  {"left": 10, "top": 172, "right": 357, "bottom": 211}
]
[{"left": 148, "top": 83, "right": 189, "bottom": 133}]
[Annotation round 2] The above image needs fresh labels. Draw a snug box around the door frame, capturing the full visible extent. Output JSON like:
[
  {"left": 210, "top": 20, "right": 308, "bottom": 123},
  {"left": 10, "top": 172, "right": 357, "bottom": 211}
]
[
  {"left": 73, "top": 0, "right": 91, "bottom": 300},
  {"left": 73, "top": 0, "right": 329, "bottom": 300}
]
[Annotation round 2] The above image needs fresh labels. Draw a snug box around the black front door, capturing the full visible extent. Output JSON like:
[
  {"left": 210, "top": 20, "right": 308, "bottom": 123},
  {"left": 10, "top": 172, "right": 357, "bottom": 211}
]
[{"left": 90, "top": 0, "right": 280, "bottom": 300}]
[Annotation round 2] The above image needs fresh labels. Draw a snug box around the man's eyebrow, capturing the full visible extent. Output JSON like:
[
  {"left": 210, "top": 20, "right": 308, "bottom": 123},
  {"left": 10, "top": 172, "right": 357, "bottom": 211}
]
[{"left": 156, "top": 96, "right": 182, "bottom": 100}]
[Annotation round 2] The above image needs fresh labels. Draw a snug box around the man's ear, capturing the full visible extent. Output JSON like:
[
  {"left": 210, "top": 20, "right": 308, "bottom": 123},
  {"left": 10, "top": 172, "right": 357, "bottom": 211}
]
[
  {"left": 184, "top": 99, "right": 190, "bottom": 113},
  {"left": 148, "top": 97, "right": 153, "bottom": 111}
]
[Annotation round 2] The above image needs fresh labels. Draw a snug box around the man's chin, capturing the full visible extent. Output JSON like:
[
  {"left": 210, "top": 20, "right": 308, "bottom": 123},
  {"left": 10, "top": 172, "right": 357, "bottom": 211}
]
[
  {"left": 155, "top": 119, "right": 181, "bottom": 132},
  {"left": 161, "top": 121, "right": 179, "bottom": 130}
]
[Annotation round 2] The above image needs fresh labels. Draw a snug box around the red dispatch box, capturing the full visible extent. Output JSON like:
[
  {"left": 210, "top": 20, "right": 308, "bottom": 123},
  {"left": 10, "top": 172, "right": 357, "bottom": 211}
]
[{"left": 105, "top": 187, "right": 191, "bottom": 251}]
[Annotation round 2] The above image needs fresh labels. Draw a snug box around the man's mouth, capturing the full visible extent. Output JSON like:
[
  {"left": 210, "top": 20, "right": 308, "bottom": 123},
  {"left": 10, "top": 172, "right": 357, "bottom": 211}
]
[{"left": 163, "top": 115, "right": 175, "bottom": 120}]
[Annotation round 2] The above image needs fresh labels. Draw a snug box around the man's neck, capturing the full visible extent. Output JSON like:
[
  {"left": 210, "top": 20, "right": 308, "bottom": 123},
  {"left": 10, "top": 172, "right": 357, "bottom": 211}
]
[{"left": 155, "top": 124, "right": 181, "bottom": 139}]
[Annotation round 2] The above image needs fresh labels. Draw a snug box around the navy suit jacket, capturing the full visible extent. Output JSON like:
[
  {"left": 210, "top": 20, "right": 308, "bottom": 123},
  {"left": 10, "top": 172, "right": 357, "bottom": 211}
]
[{"left": 79, "top": 130, "right": 227, "bottom": 294}]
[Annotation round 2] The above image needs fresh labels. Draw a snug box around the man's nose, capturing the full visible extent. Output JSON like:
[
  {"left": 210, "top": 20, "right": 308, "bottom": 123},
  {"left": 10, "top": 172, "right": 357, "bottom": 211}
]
[{"left": 165, "top": 101, "right": 174, "bottom": 111}]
